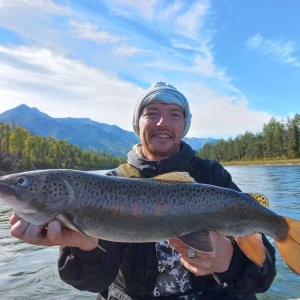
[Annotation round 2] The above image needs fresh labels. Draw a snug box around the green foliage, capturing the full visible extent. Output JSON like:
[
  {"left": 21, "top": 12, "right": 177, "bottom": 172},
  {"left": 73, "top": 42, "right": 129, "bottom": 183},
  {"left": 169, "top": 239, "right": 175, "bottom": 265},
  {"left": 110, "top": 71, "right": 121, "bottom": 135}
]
[
  {"left": 197, "top": 114, "right": 300, "bottom": 162},
  {"left": 0, "top": 122, "right": 126, "bottom": 174}
]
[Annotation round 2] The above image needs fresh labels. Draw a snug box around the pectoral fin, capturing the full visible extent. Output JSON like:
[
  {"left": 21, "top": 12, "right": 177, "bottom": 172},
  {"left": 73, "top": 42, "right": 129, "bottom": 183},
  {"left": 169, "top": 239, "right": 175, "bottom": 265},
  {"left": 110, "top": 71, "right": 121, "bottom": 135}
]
[
  {"left": 177, "top": 230, "right": 215, "bottom": 253},
  {"left": 62, "top": 212, "right": 106, "bottom": 252}
]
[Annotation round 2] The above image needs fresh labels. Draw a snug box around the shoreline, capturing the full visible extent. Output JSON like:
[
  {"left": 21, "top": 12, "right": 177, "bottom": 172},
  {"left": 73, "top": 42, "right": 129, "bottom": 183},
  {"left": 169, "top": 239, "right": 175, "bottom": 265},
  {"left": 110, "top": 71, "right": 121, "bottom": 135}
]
[
  {"left": 1, "top": 159, "right": 300, "bottom": 175},
  {"left": 221, "top": 159, "right": 300, "bottom": 166}
]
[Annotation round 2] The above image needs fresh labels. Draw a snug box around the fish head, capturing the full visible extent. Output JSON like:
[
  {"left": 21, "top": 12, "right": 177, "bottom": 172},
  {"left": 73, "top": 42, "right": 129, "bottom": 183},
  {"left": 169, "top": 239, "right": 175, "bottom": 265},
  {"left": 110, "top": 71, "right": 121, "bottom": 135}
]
[{"left": 0, "top": 170, "right": 74, "bottom": 225}]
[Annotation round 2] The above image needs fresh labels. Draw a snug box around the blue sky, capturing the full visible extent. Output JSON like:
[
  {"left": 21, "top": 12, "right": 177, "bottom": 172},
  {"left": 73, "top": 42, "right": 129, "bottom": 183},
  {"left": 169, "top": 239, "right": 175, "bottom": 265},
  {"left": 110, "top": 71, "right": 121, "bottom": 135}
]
[{"left": 0, "top": 0, "right": 299, "bottom": 139}]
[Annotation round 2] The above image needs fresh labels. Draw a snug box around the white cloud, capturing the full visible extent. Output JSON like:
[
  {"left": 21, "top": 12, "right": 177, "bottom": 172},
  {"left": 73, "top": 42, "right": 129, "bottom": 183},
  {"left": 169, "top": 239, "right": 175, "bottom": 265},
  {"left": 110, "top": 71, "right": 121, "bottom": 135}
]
[
  {"left": 182, "top": 83, "right": 273, "bottom": 138},
  {"left": 0, "top": 0, "right": 69, "bottom": 13},
  {"left": 176, "top": 0, "right": 210, "bottom": 39},
  {"left": 0, "top": 1, "right": 280, "bottom": 140},
  {"left": 0, "top": 46, "right": 143, "bottom": 130},
  {"left": 0, "top": 45, "right": 274, "bottom": 140},
  {"left": 0, "top": 0, "right": 221, "bottom": 84},
  {"left": 0, "top": 0, "right": 73, "bottom": 55},
  {"left": 100, "top": 0, "right": 211, "bottom": 40},
  {"left": 69, "top": 21, "right": 121, "bottom": 44},
  {"left": 113, "top": 44, "right": 143, "bottom": 56},
  {"left": 247, "top": 33, "right": 300, "bottom": 67},
  {"left": 101, "top": 0, "right": 159, "bottom": 20}
]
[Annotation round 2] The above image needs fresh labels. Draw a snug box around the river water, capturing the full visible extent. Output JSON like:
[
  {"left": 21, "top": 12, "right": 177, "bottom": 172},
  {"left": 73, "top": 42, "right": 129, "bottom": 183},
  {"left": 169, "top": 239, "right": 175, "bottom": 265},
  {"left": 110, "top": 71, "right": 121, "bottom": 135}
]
[{"left": 0, "top": 165, "right": 300, "bottom": 299}]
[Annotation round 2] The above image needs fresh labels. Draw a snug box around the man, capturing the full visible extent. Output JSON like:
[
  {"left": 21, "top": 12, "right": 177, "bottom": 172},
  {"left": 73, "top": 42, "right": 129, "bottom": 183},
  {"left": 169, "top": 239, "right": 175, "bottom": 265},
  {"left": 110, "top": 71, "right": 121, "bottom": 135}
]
[{"left": 10, "top": 82, "right": 276, "bottom": 299}]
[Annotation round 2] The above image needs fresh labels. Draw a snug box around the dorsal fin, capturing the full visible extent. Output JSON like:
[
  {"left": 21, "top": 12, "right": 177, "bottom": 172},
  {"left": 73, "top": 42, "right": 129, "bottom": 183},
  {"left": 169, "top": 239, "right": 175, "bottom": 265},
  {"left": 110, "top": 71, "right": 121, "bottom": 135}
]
[
  {"left": 247, "top": 193, "right": 269, "bottom": 208},
  {"left": 119, "top": 163, "right": 146, "bottom": 178},
  {"left": 152, "top": 172, "right": 196, "bottom": 183}
]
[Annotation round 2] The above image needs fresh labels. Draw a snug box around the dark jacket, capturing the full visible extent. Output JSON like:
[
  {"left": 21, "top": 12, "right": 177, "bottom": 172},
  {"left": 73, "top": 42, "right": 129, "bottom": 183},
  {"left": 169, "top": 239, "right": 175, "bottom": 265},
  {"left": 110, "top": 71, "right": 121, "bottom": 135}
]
[{"left": 58, "top": 142, "right": 276, "bottom": 299}]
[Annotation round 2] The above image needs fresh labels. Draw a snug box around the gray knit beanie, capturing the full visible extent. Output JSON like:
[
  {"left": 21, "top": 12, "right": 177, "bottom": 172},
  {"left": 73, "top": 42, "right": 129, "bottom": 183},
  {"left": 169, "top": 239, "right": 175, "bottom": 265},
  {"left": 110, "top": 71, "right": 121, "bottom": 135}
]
[{"left": 132, "top": 81, "right": 192, "bottom": 137}]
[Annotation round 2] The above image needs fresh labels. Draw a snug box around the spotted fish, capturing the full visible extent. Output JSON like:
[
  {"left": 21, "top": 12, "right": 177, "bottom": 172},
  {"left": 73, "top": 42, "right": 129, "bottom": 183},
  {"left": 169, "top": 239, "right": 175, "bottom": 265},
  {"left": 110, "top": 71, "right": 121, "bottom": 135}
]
[{"left": 1, "top": 169, "right": 300, "bottom": 274}]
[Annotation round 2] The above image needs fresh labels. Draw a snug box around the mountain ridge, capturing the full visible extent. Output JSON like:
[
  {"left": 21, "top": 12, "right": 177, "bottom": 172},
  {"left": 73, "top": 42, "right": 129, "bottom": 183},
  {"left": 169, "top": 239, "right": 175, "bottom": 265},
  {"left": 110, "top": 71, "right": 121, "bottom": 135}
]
[{"left": 0, "top": 104, "right": 216, "bottom": 157}]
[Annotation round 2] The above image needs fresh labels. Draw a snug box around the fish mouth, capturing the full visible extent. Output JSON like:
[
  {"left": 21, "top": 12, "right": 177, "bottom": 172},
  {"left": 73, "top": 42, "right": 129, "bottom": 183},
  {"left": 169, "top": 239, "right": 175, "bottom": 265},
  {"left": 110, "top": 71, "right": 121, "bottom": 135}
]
[
  {"left": 0, "top": 183, "right": 15, "bottom": 197},
  {"left": 0, "top": 183, "right": 33, "bottom": 212}
]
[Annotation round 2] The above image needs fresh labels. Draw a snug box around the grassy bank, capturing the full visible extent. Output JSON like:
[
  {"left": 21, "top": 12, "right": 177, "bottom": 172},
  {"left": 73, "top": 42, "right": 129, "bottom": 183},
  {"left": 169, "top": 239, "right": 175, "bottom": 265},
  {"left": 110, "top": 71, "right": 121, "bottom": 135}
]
[{"left": 221, "top": 158, "right": 300, "bottom": 166}]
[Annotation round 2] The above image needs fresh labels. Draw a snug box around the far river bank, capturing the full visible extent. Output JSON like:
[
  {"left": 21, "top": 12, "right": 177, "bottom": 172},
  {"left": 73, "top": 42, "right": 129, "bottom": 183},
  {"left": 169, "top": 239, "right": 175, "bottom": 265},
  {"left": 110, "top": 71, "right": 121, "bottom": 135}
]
[
  {"left": 221, "top": 158, "right": 300, "bottom": 166},
  {"left": 1, "top": 159, "right": 300, "bottom": 176}
]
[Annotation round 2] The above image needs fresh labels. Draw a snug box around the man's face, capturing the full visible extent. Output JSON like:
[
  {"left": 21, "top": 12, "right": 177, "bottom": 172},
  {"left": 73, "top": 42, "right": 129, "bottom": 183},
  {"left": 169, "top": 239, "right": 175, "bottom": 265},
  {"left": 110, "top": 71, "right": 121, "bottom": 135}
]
[{"left": 138, "top": 102, "right": 185, "bottom": 160}]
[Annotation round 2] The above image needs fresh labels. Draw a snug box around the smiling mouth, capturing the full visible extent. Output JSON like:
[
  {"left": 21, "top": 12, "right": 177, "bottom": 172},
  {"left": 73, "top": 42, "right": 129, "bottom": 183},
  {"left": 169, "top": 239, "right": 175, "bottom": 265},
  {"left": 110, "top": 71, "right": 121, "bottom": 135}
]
[{"left": 155, "top": 134, "right": 171, "bottom": 139}]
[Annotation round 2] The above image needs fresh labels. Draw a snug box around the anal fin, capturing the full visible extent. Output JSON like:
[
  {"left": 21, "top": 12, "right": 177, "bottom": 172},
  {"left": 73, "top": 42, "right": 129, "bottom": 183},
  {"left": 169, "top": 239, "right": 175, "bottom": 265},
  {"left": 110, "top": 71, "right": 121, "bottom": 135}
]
[{"left": 235, "top": 233, "right": 266, "bottom": 267}]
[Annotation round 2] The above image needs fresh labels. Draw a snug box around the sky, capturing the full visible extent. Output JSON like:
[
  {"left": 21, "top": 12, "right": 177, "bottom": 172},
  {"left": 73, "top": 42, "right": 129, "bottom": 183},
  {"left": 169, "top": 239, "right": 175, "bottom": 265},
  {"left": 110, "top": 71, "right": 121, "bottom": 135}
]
[{"left": 0, "top": 0, "right": 299, "bottom": 139}]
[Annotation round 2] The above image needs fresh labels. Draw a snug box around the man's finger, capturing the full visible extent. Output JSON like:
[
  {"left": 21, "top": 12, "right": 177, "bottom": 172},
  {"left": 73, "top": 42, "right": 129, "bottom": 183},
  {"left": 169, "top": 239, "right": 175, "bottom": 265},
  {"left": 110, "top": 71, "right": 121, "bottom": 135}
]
[
  {"left": 47, "top": 220, "right": 63, "bottom": 243},
  {"left": 9, "top": 212, "right": 21, "bottom": 225},
  {"left": 10, "top": 219, "right": 45, "bottom": 244},
  {"left": 168, "top": 238, "right": 187, "bottom": 248}
]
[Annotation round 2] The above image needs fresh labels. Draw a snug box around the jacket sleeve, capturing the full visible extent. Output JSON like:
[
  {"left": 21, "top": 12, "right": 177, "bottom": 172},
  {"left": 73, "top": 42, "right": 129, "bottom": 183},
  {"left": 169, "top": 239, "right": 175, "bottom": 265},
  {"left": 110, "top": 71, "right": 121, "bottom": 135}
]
[
  {"left": 191, "top": 235, "right": 276, "bottom": 295},
  {"left": 58, "top": 240, "right": 123, "bottom": 293},
  {"left": 215, "top": 235, "right": 276, "bottom": 294},
  {"left": 199, "top": 160, "right": 277, "bottom": 294}
]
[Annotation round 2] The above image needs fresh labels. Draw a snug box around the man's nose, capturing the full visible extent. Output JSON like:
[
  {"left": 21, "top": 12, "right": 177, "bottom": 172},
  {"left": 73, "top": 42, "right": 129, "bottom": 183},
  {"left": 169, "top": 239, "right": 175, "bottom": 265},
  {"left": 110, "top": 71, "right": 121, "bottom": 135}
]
[{"left": 156, "top": 115, "right": 169, "bottom": 127}]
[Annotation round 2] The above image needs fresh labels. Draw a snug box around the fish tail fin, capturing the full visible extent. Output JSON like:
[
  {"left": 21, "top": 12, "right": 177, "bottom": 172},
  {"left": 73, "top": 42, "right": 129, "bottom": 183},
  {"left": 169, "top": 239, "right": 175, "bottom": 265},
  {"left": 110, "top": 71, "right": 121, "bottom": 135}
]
[
  {"left": 235, "top": 233, "right": 266, "bottom": 267},
  {"left": 276, "top": 217, "right": 300, "bottom": 275}
]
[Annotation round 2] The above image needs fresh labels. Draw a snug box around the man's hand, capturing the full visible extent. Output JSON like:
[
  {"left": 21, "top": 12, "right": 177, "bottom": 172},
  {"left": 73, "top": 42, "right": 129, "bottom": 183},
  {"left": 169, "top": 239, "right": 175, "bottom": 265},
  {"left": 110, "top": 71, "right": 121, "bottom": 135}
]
[
  {"left": 169, "top": 231, "right": 234, "bottom": 276},
  {"left": 9, "top": 212, "right": 98, "bottom": 251}
]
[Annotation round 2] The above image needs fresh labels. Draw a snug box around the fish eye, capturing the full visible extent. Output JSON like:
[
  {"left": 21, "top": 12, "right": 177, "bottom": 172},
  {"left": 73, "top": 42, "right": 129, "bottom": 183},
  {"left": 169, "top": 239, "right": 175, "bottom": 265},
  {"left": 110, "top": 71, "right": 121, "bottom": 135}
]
[{"left": 16, "top": 176, "right": 28, "bottom": 186}]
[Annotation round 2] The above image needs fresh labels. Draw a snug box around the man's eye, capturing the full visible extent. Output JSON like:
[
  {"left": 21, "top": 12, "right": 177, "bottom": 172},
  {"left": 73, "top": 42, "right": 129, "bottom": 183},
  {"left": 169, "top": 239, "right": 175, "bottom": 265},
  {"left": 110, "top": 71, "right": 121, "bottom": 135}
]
[
  {"left": 146, "top": 112, "right": 157, "bottom": 117},
  {"left": 170, "top": 113, "right": 182, "bottom": 119}
]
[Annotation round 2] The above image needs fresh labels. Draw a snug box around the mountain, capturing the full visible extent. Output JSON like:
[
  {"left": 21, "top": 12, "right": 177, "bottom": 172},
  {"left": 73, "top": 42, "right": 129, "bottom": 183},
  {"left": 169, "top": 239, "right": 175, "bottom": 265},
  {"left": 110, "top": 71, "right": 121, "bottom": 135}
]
[
  {"left": 183, "top": 137, "right": 216, "bottom": 151},
  {"left": 0, "top": 104, "right": 216, "bottom": 156}
]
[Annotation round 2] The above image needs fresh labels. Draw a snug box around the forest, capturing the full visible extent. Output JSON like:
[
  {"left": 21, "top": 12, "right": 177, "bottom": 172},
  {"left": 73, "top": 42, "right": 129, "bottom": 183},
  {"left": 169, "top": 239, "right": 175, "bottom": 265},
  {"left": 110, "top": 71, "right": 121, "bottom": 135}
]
[
  {"left": 197, "top": 114, "right": 300, "bottom": 163},
  {"left": 1, "top": 113, "right": 300, "bottom": 175},
  {"left": 0, "top": 122, "right": 126, "bottom": 175}
]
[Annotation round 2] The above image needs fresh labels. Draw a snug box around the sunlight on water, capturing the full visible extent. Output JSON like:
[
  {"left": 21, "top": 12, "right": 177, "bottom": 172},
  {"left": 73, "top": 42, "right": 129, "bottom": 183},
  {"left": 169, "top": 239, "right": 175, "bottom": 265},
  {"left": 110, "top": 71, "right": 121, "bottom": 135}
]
[{"left": 0, "top": 166, "right": 300, "bottom": 299}]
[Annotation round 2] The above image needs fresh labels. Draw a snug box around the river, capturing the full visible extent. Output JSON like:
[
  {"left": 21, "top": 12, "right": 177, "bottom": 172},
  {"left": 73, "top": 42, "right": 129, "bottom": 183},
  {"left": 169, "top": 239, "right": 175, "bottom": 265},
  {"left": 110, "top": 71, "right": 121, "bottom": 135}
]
[{"left": 0, "top": 165, "right": 300, "bottom": 299}]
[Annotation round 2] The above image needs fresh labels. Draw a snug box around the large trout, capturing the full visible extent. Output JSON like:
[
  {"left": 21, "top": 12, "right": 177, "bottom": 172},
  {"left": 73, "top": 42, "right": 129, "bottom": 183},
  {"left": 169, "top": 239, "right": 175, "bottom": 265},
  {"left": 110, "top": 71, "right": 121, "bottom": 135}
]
[{"left": 1, "top": 169, "right": 300, "bottom": 274}]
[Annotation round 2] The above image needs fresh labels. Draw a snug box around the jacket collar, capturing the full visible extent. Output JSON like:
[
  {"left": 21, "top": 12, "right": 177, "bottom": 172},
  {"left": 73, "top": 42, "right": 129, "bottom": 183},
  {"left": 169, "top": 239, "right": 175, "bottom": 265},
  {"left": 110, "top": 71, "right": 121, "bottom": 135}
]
[{"left": 127, "top": 141, "right": 196, "bottom": 177}]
